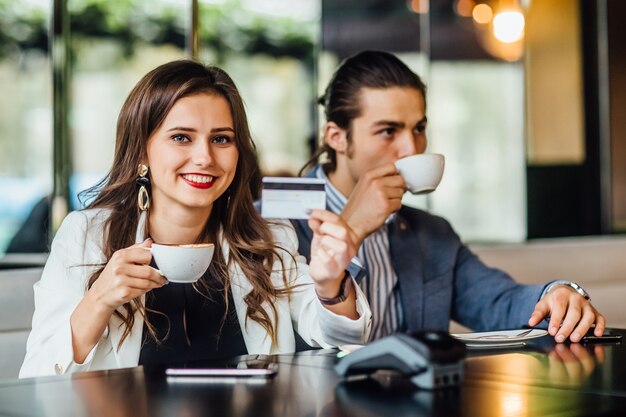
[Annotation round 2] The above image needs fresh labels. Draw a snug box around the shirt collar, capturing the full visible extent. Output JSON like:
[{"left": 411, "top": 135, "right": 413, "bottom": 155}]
[{"left": 313, "top": 165, "right": 347, "bottom": 215}]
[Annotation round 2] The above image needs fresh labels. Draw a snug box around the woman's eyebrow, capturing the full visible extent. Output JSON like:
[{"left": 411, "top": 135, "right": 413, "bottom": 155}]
[
  {"left": 166, "top": 126, "right": 196, "bottom": 132},
  {"left": 211, "top": 127, "right": 235, "bottom": 133},
  {"left": 165, "top": 126, "right": 235, "bottom": 133}
]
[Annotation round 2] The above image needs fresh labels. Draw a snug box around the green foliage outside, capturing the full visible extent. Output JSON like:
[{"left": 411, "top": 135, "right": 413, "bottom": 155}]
[{"left": 0, "top": 0, "right": 314, "bottom": 63}]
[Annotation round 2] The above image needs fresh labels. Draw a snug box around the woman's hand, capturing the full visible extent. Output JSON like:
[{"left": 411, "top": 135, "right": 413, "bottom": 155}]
[
  {"left": 307, "top": 210, "right": 360, "bottom": 319},
  {"left": 307, "top": 209, "right": 358, "bottom": 296},
  {"left": 88, "top": 238, "right": 168, "bottom": 313},
  {"left": 70, "top": 238, "right": 167, "bottom": 364}
]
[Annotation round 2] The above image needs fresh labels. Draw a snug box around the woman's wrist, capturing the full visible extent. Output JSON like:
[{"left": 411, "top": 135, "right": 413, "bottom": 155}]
[
  {"left": 316, "top": 272, "right": 352, "bottom": 305},
  {"left": 85, "top": 287, "right": 117, "bottom": 317}
]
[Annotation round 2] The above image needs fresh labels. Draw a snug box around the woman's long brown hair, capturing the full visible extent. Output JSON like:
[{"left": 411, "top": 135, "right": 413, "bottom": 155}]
[{"left": 82, "top": 60, "right": 292, "bottom": 348}]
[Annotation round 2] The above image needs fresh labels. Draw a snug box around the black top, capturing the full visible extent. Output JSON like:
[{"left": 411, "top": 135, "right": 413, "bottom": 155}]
[{"left": 138, "top": 271, "right": 248, "bottom": 366}]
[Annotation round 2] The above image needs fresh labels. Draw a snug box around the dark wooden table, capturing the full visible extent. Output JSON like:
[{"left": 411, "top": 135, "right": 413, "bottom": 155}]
[{"left": 1, "top": 329, "right": 625, "bottom": 417}]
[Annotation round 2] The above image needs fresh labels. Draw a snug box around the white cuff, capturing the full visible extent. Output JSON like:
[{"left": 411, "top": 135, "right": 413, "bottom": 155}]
[{"left": 314, "top": 278, "right": 372, "bottom": 345}]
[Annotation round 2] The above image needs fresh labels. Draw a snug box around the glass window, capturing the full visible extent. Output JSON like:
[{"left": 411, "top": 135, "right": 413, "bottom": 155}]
[
  {"left": 428, "top": 61, "right": 526, "bottom": 242},
  {"left": 69, "top": 0, "right": 188, "bottom": 209},
  {"left": 198, "top": 0, "right": 319, "bottom": 176},
  {"left": 0, "top": 0, "right": 52, "bottom": 254}
]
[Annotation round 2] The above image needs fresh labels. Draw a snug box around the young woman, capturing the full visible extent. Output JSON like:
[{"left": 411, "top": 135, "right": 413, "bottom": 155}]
[{"left": 20, "top": 60, "right": 371, "bottom": 378}]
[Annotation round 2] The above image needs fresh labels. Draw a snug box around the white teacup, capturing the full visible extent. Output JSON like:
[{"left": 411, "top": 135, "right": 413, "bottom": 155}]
[
  {"left": 151, "top": 243, "right": 215, "bottom": 283},
  {"left": 394, "top": 153, "right": 445, "bottom": 194}
]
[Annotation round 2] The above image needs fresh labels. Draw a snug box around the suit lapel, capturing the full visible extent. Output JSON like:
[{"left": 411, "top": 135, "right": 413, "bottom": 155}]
[{"left": 389, "top": 210, "right": 425, "bottom": 332}]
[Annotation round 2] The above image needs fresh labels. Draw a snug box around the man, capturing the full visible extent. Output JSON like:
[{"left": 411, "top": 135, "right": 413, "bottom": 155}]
[{"left": 293, "top": 50, "right": 605, "bottom": 342}]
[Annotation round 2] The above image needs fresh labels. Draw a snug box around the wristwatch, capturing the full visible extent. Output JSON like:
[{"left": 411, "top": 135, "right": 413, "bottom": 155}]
[
  {"left": 544, "top": 280, "right": 590, "bottom": 301},
  {"left": 316, "top": 272, "right": 352, "bottom": 305}
]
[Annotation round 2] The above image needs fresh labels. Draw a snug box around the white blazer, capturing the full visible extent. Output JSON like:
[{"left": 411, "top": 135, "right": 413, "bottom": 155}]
[{"left": 19, "top": 209, "right": 371, "bottom": 378}]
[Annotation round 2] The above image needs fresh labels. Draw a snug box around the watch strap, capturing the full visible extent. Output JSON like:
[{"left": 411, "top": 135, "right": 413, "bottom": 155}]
[{"left": 316, "top": 272, "right": 352, "bottom": 305}]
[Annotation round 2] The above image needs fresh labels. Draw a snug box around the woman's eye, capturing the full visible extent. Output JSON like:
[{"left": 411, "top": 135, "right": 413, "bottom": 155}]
[
  {"left": 212, "top": 135, "right": 232, "bottom": 144},
  {"left": 171, "top": 134, "right": 190, "bottom": 143}
]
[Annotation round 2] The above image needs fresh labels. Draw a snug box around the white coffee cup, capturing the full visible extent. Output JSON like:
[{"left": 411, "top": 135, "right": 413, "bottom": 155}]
[
  {"left": 394, "top": 153, "right": 445, "bottom": 194},
  {"left": 151, "top": 243, "right": 215, "bottom": 283}
]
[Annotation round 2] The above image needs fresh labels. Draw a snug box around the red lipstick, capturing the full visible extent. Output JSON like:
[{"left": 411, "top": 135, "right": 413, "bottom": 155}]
[{"left": 180, "top": 174, "right": 215, "bottom": 189}]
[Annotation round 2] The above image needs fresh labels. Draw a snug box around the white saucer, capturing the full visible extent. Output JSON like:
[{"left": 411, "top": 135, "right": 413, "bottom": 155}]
[{"left": 451, "top": 329, "right": 548, "bottom": 348}]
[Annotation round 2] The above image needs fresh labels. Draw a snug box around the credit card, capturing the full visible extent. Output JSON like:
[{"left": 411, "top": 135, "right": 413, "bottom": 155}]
[{"left": 261, "top": 177, "right": 326, "bottom": 219}]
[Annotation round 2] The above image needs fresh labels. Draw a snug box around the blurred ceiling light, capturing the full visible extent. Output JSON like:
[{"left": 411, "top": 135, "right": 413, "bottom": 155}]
[
  {"left": 455, "top": 0, "right": 475, "bottom": 17},
  {"left": 471, "top": 1, "right": 525, "bottom": 61},
  {"left": 409, "top": 0, "right": 429, "bottom": 14},
  {"left": 493, "top": 10, "right": 525, "bottom": 43},
  {"left": 472, "top": 3, "right": 493, "bottom": 24}
]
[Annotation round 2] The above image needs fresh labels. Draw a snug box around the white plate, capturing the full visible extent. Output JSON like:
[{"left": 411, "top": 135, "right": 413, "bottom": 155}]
[{"left": 450, "top": 329, "right": 548, "bottom": 348}]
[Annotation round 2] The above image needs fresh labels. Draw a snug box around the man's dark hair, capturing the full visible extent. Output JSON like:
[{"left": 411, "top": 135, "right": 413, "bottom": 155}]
[{"left": 301, "top": 50, "right": 427, "bottom": 174}]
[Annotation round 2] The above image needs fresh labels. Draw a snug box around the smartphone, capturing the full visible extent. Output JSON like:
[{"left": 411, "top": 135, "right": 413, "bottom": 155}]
[
  {"left": 166, "top": 364, "right": 278, "bottom": 378},
  {"left": 580, "top": 334, "right": 622, "bottom": 344}
]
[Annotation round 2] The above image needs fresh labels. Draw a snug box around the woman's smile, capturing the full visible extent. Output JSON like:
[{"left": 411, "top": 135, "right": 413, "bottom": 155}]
[{"left": 181, "top": 173, "right": 216, "bottom": 189}]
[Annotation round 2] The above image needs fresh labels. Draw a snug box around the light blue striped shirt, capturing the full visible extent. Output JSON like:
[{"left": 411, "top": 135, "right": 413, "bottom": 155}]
[{"left": 314, "top": 167, "right": 404, "bottom": 340}]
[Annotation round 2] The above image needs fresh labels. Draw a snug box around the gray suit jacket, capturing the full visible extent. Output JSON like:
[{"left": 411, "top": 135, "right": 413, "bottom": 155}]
[{"left": 291, "top": 202, "right": 546, "bottom": 333}]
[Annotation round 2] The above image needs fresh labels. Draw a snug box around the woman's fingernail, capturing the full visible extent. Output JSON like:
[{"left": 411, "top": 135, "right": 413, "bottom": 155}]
[
  {"left": 550, "top": 326, "right": 558, "bottom": 335},
  {"left": 571, "top": 332, "right": 580, "bottom": 342},
  {"left": 555, "top": 334, "right": 565, "bottom": 343}
]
